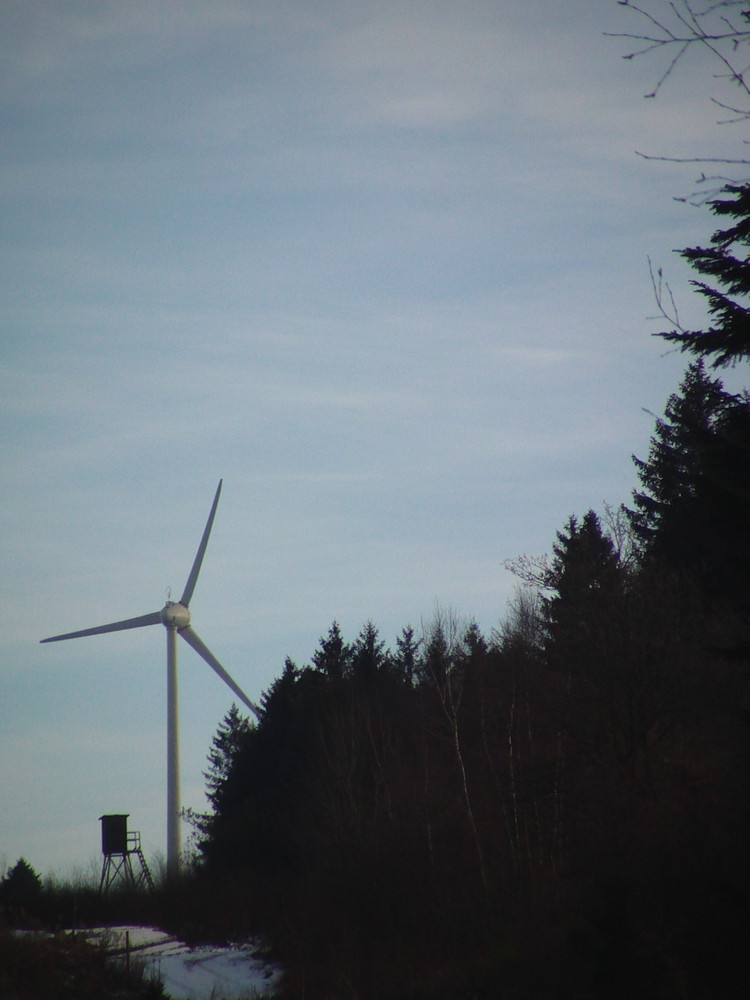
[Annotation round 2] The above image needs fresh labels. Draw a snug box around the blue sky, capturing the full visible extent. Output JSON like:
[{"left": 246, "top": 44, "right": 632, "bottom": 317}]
[{"left": 1, "top": 1, "right": 741, "bottom": 877}]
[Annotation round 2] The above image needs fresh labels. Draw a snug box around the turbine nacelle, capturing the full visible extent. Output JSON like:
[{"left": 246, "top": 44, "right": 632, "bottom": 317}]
[
  {"left": 40, "top": 479, "right": 260, "bottom": 875},
  {"left": 161, "top": 601, "right": 190, "bottom": 630}
]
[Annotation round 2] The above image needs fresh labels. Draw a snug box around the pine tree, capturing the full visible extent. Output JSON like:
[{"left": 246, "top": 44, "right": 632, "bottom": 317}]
[
  {"left": 0, "top": 858, "right": 42, "bottom": 909},
  {"left": 543, "top": 509, "right": 622, "bottom": 647},
  {"left": 627, "top": 360, "right": 750, "bottom": 605},
  {"left": 203, "top": 703, "right": 253, "bottom": 813},
  {"left": 628, "top": 361, "right": 732, "bottom": 556},
  {"left": 312, "top": 620, "right": 352, "bottom": 680},
  {"left": 393, "top": 625, "right": 421, "bottom": 683},
  {"left": 351, "top": 620, "right": 388, "bottom": 683},
  {"left": 661, "top": 183, "right": 750, "bottom": 368}
]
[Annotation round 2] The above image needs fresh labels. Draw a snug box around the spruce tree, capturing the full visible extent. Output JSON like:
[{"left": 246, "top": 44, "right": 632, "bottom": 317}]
[
  {"left": 543, "top": 510, "right": 621, "bottom": 648},
  {"left": 312, "top": 620, "right": 352, "bottom": 680},
  {"left": 627, "top": 360, "right": 750, "bottom": 606},
  {"left": 351, "top": 620, "right": 388, "bottom": 683},
  {"left": 628, "top": 361, "right": 732, "bottom": 556},
  {"left": 661, "top": 183, "right": 750, "bottom": 368},
  {"left": 393, "top": 625, "right": 421, "bottom": 683},
  {"left": 203, "top": 702, "right": 253, "bottom": 813},
  {"left": 0, "top": 858, "right": 42, "bottom": 916}
]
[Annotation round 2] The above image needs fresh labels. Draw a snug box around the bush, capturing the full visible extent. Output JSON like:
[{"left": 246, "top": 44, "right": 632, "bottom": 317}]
[{"left": 0, "top": 929, "right": 166, "bottom": 1000}]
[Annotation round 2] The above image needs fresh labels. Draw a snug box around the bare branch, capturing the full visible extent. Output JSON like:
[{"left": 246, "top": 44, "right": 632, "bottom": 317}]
[
  {"left": 635, "top": 149, "right": 750, "bottom": 162},
  {"left": 649, "top": 256, "right": 685, "bottom": 330},
  {"left": 503, "top": 553, "right": 552, "bottom": 591},
  {"left": 610, "top": 0, "right": 750, "bottom": 150}
]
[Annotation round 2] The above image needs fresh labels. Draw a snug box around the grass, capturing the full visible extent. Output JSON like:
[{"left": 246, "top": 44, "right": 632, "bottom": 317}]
[{"left": 0, "top": 927, "right": 167, "bottom": 1000}]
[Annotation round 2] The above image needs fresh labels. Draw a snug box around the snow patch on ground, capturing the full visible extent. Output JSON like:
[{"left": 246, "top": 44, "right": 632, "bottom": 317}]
[{"left": 86, "top": 925, "right": 281, "bottom": 999}]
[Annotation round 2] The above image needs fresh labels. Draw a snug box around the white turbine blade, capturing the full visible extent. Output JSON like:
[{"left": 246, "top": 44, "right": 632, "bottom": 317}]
[
  {"left": 180, "top": 625, "right": 260, "bottom": 718},
  {"left": 180, "top": 480, "right": 222, "bottom": 607},
  {"left": 41, "top": 610, "right": 162, "bottom": 643}
]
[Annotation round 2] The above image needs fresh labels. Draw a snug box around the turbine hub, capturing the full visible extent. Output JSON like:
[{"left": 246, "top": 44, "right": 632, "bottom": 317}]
[{"left": 161, "top": 601, "right": 190, "bottom": 630}]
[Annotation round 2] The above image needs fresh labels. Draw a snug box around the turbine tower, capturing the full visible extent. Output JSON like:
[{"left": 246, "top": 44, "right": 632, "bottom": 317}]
[{"left": 41, "top": 480, "right": 259, "bottom": 874}]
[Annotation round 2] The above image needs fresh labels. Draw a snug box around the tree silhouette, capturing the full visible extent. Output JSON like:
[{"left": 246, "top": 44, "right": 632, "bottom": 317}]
[
  {"left": 628, "top": 360, "right": 750, "bottom": 607},
  {"left": 0, "top": 858, "right": 42, "bottom": 923},
  {"left": 657, "top": 185, "right": 750, "bottom": 365}
]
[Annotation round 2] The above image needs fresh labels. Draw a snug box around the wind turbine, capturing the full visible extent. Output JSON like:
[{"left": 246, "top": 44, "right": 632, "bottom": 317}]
[{"left": 41, "top": 480, "right": 259, "bottom": 874}]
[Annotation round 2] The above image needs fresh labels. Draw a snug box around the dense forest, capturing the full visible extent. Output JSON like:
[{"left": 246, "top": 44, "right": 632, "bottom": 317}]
[
  {"left": 185, "top": 186, "right": 750, "bottom": 997},
  {"left": 4, "top": 6, "right": 750, "bottom": 998}
]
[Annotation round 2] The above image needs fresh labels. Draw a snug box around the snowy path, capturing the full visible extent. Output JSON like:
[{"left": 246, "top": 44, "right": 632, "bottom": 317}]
[{"left": 87, "top": 925, "right": 281, "bottom": 999}]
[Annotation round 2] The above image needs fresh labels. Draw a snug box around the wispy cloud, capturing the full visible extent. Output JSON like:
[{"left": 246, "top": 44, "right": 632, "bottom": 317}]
[{"left": 1, "top": 1, "right": 725, "bottom": 873}]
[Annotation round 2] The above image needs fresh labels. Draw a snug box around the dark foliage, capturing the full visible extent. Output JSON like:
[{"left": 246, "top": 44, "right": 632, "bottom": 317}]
[
  {"left": 16, "top": 188, "right": 750, "bottom": 998},
  {"left": 190, "top": 322, "right": 750, "bottom": 992},
  {"left": 0, "top": 859, "right": 43, "bottom": 926},
  {"left": 661, "top": 184, "right": 750, "bottom": 367},
  {"left": 628, "top": 360, "right": 750, "bottom": 611},
  {"left": 195, "top": 577, "right": 749, "bottom": 997},
  {"left": 0, "top": 930, "right": 166, "bottom": 1000}
]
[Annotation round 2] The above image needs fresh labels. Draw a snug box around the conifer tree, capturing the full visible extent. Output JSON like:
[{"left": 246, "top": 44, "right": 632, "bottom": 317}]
[
  {"left": 393, "top": 625, "right": 421, "bottom": 683},
  {"left": 627, "top": 361, "right": 733, "bottom": 556},
  {"left": 627, "top": 360, "right": 750, "bottom": 605},
  {"left": 0, "top": 858, "right": 42, "bottom": 916},
  {"left": 312, "top": 620, "right": 352, "bottom": 680},
  {"left": 351, "top": 620, "right": 388, "bottom": 682},
  {"left": 543, "top": 510, "right": 621, "bottom": 647},
  {"left": 204, "top": 702, "right": 253, "bottom": 813},
  {"left": 661, "top": 183, "right": 750, "bottom": 368}
]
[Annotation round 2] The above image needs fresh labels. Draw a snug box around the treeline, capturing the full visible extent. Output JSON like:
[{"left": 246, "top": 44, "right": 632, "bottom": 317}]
[{"left": 191, "top": 187, "right": 750, "bottom": 998}]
